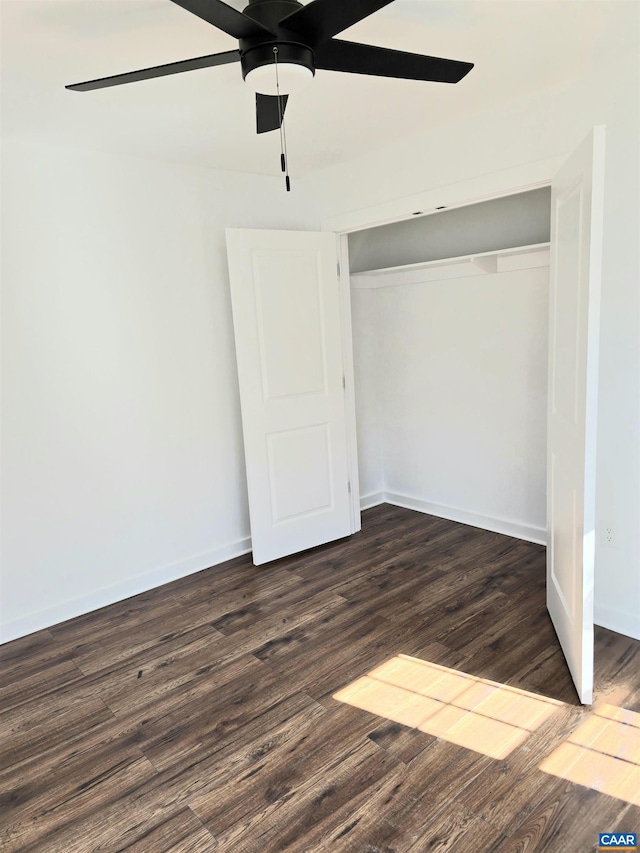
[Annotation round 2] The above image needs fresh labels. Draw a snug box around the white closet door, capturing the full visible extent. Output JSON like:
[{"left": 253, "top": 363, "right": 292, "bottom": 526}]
[
  {"left": 547, "top": 126, "right": 606, "bottom": 704},
  {"left": 226, "top": 228, "right": 353, "bottom": 565}
]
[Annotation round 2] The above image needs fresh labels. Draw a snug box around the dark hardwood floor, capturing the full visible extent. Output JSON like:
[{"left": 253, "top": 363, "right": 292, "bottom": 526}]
[{"left": 1, "top": 504, "right": 639, "bottom": 852}]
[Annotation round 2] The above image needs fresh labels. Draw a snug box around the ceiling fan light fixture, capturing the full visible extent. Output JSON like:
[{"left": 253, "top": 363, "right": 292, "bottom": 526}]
[{"left": 244, "top": 62, "right": 314, "bottom": 95}]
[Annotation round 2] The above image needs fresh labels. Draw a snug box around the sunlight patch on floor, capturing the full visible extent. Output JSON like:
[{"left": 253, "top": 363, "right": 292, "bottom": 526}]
[
  {"left": 540, "top": 703, "right": 640, "bottom": 805},
  {"left": 333, "top": 655, "right": 562, "bottom": 760}
]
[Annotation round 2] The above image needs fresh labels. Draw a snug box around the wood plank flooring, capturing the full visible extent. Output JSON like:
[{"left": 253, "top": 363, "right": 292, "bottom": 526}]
[{"left": 1, "top": 504, "right": 639, "bottom": 852}]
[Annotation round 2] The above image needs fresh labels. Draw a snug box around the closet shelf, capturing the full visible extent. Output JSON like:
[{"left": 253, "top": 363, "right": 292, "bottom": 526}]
[{"left": 350, "top": 242, "right": 550, "bottom": 289}]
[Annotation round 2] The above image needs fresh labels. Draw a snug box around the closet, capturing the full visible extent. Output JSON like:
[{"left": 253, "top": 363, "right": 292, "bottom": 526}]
[{"left": 349, "top": 187, "right": 551, "bottom": 545}]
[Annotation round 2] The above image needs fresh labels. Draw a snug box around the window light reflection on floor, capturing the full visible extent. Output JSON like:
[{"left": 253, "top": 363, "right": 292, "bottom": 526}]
[
  {"left": 540, "top": 703, "right": 640, "bottom": 805},
  {"left": 333, "top": 655, "right": 562, "bottom": 760}
]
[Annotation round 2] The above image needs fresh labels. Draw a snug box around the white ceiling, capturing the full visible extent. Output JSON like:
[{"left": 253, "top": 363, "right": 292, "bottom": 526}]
[{"left": 1, "top": 0, "right": 609, "bottom": 177}]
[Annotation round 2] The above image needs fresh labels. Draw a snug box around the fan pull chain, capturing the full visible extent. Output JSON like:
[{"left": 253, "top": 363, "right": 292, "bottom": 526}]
[{"left": 273, "top": 47, "right": 290, "bottom": 192}]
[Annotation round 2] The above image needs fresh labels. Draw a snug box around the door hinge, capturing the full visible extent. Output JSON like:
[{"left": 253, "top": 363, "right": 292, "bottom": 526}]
[
  {"left": 337, "top": 261, "right": 341, "bottom": 278},
  {"left": 347, "top": 480, "right": 352, "bottom": 494},
  {"left": 342, "top": 375, "right": 346, "bottom": 390}
]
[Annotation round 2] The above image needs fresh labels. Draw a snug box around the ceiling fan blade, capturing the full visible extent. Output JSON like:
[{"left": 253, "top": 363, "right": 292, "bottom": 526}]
[
  {"left": 256, "top": 93, "right": 288, "bottom": 134},
  {"left": 169, "top": 0, "right": 275, "bottom": 38},
  {"left": 66, "top": 49, "right": 240, "bottom": 91},
  {"left": 280, "top": 0, "right": 394, "bottom": 46},
  {"left": 315, "top": 39, "right": 473, "bottom": 83}
]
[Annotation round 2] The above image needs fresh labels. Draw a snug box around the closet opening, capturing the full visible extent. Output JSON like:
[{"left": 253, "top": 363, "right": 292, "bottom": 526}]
[{"left": 348, "top": 186, "right": 552, "bottom": 547}]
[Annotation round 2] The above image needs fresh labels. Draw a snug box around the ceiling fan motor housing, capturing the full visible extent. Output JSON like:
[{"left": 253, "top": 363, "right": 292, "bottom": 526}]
[
  {"left": 240, "top": 0, "right": 316, "bottom": 86},
  {"left": 241, "top": 42, "right": 314, "bottom": 79}
]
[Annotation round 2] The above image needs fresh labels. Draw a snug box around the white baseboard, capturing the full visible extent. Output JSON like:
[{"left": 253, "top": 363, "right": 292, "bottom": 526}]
[
  {"left": 0, "top": 537, "right": 252, "bottom": 645},
  {"left": 377, "top": 491, "right": 547, "bottom": 546},
  {"left": 595, "top": 602, "right": 640, "bottom": 642},
  {"left": 360, "top": 491, "right": 385, "bottom": 510},
  {"left": 4, "top": 504, "right": 636, "bottom": 647}
]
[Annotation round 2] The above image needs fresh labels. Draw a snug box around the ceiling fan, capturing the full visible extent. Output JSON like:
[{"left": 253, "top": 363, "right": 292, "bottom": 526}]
[{"left": 66, "top": 0, "right": 474, "bottom": 136}]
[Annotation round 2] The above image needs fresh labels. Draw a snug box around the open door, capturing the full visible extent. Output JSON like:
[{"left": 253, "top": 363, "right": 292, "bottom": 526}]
[
  {"left": 226, "top": 228, "right": 356, "bottom": 565},
  {"left": 547, "top": 126, "right": 606, "bottom": 704}
]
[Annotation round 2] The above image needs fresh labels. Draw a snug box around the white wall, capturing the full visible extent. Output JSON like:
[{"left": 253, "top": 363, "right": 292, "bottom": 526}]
[
  {"left": 0, "top": 140, "right": 318, "bottom": 641},
  {"left": 304, "top": 2, "right": 640, "bottom": 640},
  {"left": 352, "top": 266, "right": 549, "bottom": 542},
  {"left": 350, "top": 288, "right": 384, "bottom": 504}
]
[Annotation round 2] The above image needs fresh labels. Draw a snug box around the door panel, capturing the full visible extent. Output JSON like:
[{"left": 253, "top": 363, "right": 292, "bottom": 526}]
[
  {"left": 547, "top": 126, "right": 605, "bottom": 704},
  {"left": 267, "top": 424, "right": 333, "bottom": 523},
  {"left": 253, "top": 250, "right": 327, "bottom": 398},
  {"left": 226, "top": 228, "right": 353, "bottom": 565}
]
